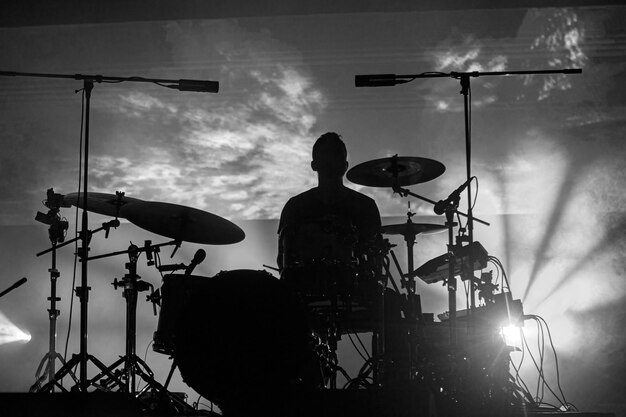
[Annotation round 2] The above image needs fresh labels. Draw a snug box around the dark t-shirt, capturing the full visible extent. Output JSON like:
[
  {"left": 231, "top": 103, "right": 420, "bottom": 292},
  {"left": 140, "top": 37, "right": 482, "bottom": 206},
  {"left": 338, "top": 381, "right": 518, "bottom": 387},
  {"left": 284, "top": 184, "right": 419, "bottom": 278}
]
[{"left": 277, "top": 186, "right": 381, "bottom": 270}]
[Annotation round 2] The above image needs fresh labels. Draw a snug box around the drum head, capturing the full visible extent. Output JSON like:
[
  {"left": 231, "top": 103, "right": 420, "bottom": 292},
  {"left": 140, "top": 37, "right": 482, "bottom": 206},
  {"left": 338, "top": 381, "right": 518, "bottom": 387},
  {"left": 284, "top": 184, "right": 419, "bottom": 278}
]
[{"left": 172, "top": 270, "right": 319, "bottom": 410}]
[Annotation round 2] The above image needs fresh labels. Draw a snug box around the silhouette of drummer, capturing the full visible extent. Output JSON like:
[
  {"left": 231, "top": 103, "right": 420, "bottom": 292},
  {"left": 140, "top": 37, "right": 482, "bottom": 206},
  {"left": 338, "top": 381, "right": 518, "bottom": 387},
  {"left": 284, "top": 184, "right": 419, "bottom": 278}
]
[{"left": 277, "top": 132, "right": 381, "bottom": 284}]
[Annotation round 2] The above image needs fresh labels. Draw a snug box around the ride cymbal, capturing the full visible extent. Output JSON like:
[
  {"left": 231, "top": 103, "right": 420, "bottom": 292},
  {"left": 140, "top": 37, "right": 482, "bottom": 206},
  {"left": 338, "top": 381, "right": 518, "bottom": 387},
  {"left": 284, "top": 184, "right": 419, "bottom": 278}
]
[
  {"left": 347, "top": 155, "right": 445, "bottom": 187},
  {"left": 124, "top": 201, "right": 245, "bottom": 245}
]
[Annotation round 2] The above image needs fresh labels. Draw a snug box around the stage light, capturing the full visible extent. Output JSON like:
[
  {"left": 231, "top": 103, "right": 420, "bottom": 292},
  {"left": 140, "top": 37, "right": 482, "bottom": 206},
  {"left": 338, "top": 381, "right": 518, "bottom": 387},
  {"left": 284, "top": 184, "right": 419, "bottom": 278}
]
[
  {"left": 500, "top": 323, "right": 523, "bottom": 348},
  {"left": 0, "top": 312, "right": 31, "bottom": 345}
]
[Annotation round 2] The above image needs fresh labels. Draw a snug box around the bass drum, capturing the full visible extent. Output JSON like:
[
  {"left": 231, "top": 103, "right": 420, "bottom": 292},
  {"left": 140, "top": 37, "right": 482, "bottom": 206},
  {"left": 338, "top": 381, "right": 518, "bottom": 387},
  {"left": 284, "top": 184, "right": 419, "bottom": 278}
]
[{"left": 162, "top": 270, "right": 319, "bottom": 411}]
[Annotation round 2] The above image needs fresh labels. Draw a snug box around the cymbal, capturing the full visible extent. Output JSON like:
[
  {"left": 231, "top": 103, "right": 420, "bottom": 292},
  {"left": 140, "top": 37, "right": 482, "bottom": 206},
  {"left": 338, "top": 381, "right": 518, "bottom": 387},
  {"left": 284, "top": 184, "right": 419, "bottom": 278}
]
[
  {"left": 381, "top": 222, "right": 447, "bottom": 239},
  {"left": 63, "top": 192, "right": 143, "bottom": 218},
  {"left": 124, "top": 201, "right": 245, "bottom": 245},
  {"left": 346, "top": 156, "right": 445, "bottom": 187}
]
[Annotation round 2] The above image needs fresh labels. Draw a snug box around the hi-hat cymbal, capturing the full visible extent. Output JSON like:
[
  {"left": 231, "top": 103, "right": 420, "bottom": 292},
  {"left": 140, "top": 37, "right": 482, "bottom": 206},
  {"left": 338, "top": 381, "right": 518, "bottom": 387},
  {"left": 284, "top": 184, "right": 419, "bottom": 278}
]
[
  {"left": 347, "top": 156, "right": 445, "bottom": 187},
  {"left": 381, "top": 222, "right": 447, "bottom": 239},
  {"left": 63, "top": 192, "right": 143, "bottom": 218},
  {"left": 124, "top": 201, "right": 245, "bottom": 245}
]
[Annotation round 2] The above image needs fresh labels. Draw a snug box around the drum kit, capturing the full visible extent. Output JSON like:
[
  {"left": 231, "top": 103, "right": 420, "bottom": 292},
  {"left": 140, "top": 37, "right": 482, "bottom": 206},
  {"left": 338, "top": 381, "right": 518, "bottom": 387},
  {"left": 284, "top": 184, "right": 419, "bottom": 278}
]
[{"left": 27, "top": 154, "right": 520, "bottom": 416}]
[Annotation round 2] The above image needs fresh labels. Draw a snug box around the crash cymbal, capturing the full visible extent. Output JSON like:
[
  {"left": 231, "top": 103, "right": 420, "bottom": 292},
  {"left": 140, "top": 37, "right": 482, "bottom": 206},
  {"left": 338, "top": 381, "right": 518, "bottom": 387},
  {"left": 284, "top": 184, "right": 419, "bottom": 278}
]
[
  {"left": 124, "top": 201, "right": 245, "bottom": 245},
  {"left": 381, "top": 222, "right": 447, "bottom": 239},
  {"left": 63, "top": 192, "right": 143, "bottom": 218},
  {"left": 346, "top": 155, "right": 445, "bottom": 187}
]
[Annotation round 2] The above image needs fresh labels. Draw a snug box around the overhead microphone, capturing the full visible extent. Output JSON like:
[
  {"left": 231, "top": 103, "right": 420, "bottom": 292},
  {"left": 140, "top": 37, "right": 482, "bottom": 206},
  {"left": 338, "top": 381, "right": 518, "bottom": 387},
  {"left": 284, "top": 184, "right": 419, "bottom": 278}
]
[
  {"left": 184, "top": 249, "right": 207, "bottom": 276},
  {"left": 433, "top": 178, "right": 474, "bottom": 215},
  {"left": 355, "top": 74, "right": 399, "bottom": 87},
  {"left": 177, "top": 79, "right": 219, "bottom": 93}
]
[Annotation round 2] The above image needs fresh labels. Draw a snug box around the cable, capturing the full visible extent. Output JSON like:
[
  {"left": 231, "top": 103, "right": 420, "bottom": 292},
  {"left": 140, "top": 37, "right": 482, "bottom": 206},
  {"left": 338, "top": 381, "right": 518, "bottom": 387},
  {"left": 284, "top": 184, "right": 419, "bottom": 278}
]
[
  {"left": 488, "top": 256, "right": 511, "bottom": 292},
  {"left": 535, "top": 315, "right": 571, "bottom": 409},
  {"left": 347, "top": 333, "right": 369, "bottom": 362},
  {"left": 510, "top": 341, "right": 534, "bottom": 406},
  {"left": 63, "top": 87, "right": 86, "bottom": 366},
  {"left": 534, "top": 316, "right": 545, "bottom": 402},
  {"left": 471, "top": 176, "right": 479, "bottom": 211},
  {"left": 143, "top": 340, "right": 153, "bottom": 364},
  {"left": 353, "top": 332, "right": 371, "bottom": 360},
  {"left": 521, "top": 316, "right": 570, "bottom": 409}
]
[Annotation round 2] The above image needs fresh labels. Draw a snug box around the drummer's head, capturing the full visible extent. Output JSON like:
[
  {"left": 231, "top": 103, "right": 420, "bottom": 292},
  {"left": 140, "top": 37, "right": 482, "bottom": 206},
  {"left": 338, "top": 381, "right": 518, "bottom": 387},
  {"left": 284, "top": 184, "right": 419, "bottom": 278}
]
[{"left": 311, "top": 132, "right": 348, "bottom": 179}]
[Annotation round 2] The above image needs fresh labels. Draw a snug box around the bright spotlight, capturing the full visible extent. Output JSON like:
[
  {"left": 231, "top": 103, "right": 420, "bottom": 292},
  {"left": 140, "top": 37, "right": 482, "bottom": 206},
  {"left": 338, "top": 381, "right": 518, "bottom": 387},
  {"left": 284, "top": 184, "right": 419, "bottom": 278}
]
[
  {"left": 500, "top": 323, "right": 523, "bottom": 348},
  {"left": 0, "top": 311, "right": 32, "bottom": 345}
]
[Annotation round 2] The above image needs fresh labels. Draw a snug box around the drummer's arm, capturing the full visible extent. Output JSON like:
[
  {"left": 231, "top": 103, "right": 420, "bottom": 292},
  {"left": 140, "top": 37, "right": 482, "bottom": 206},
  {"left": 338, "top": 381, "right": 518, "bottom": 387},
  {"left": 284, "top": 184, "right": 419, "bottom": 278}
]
[
  {"left": 277, "top": 231, "right": 284, "bottom": 272},
  {"left": 277, "top": 199, "right": 295, "bottom": 274},
  {"left": 276, "top": 205, "right": 290, "bottom": 274}
]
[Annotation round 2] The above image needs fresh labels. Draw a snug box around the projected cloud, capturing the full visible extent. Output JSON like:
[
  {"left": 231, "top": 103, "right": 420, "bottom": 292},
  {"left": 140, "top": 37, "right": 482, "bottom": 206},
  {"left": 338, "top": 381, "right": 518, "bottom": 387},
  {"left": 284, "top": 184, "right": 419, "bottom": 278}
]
[{"left": 89, "top": 20, "right": 326, "bottom": 219}]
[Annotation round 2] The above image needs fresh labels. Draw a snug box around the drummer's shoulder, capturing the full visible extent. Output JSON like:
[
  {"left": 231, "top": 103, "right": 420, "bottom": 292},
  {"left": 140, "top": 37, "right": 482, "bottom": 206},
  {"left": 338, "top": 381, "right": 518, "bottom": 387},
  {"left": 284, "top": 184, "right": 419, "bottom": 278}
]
[
  {"left": 284, "top": 188, "right": 317, "bottom": 206},
  {"left": 344, "top": 186, "right": 377, "bottom": 204}
]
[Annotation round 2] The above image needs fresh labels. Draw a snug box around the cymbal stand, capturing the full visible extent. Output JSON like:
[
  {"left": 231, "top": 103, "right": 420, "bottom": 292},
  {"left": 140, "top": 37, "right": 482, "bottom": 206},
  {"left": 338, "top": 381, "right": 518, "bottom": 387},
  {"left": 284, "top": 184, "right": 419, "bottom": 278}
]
[
  {"left": 36, "top": 219, "right": 123, "bottom": 393},
  {"left": 91, "top": 243, "right": 155, "bottom": 393},
  {"left": 31, "top": 194, "right": 75, "bottom": 392},
  {"left": 88, "top": 243, "right": 197, "bottom": 414},
  {"left": 400, "top": 205, "right": 424, "bottom": 323},
  {"left": 362, "top": 237, "right": 390, "bottom": 386},
  {"left": 373, "top": 241, "right": 405, "bottom": 385},
  {"left": 443, "top": 204, "right": 460, "bottom": 350}
]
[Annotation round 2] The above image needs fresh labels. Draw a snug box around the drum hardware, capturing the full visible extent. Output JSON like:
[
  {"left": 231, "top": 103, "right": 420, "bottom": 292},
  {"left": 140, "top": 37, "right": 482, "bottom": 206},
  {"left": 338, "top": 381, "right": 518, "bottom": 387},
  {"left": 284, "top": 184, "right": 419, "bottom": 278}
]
[
  {"left": 30, "top": 189, "right": 75, "bottom": 392},
  {"left": 384, "top": 177, "right": 490, "bottom": 346},
  {"left": 33, "top": 190, "right": 121, "bottom": 392},
  {"left": 262, "top": 264, "right": 280, "bottom": 272},
  {"left": 381, "top": 207, "right": 448, "bottom": 308},
  {"left": 87, "top": 239, "right": 181, "bottom": 263},
  {"left": 36, "top": 191, "right": 231, "bottom": 393},
  {"left": 412, "top": 241, "right": 489, "bottom": 285},
  {"left": 314, "top": 315, "right": 352, "bottom": 389},
  {"left": 82, "top": 239, "right": 186, "bottom": 357},
  {"left": 380, "top": 206, "right": 451, "bottom": 381},
  {"left": 0, "top": 68, "right": 219, "bottom": 390},
  {"left": 35, "top": 211, "right": 123, "bottom": 392},
  {"left": 347, "top": 153, "right": 486, "bottom": 381},
  {"left": 90, "top": 243, "right": 157, "bottom": 393},
  {"left": 87, "top": 243, "right": 199, "bottom": 415}
]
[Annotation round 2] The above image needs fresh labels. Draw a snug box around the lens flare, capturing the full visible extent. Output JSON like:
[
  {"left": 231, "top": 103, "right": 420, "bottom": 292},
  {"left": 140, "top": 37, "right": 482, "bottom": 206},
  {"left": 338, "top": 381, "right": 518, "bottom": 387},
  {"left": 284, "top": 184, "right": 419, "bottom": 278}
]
[
  {"left": 501, "top": 324, "right": 523, "bottom": 348},
  {"left": 0, "top": 311, "right": 31, "bottom": 345}
]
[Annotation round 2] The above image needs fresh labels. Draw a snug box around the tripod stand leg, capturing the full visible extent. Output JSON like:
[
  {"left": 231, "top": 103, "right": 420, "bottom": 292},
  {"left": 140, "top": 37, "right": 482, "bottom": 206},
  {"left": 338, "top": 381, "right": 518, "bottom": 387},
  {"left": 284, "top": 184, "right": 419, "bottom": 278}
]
[
  {"left": 131, "top": 358, "right": 198, "bottom": 415},
  {"left": 163, "top": 359, "right": 177, "bottom": 390},
  {"left": 38, "top": 354, "right": 81, "bottom": 392},
  {"left": 88, "top": 355, "right": 126, "bottom": 391},
  {"left": 30, "top": 352, "right": 73, "bottom": 392}
]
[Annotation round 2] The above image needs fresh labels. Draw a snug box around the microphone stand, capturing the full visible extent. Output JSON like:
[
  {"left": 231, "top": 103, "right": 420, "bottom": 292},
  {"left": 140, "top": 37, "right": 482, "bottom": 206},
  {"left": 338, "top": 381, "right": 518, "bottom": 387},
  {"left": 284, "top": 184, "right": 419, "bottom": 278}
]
[
  {"left": 360, "top": 67, "right": 581, "bottom": 344},
  {"left": 0, "top": 69, "right": 218, "bottom": 392}
]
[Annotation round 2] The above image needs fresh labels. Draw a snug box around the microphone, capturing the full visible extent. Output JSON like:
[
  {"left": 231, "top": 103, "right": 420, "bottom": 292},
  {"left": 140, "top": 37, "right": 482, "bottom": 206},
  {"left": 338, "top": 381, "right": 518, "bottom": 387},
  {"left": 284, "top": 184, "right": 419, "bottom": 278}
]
[
  {"left": 434, "top": 178, "right": 473, "bottom": 215},
  {"left": 355, "top": 74, "right": 398, "bottom": 87},
  {"left": 184, "top": 249, "right": 206, "bottom": 276},
  {"left": 177, "top": 79, "right": 219, "bottom": 93},
  {"left": 0, "top": 277, "right": 27, "bottom": 299}
]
